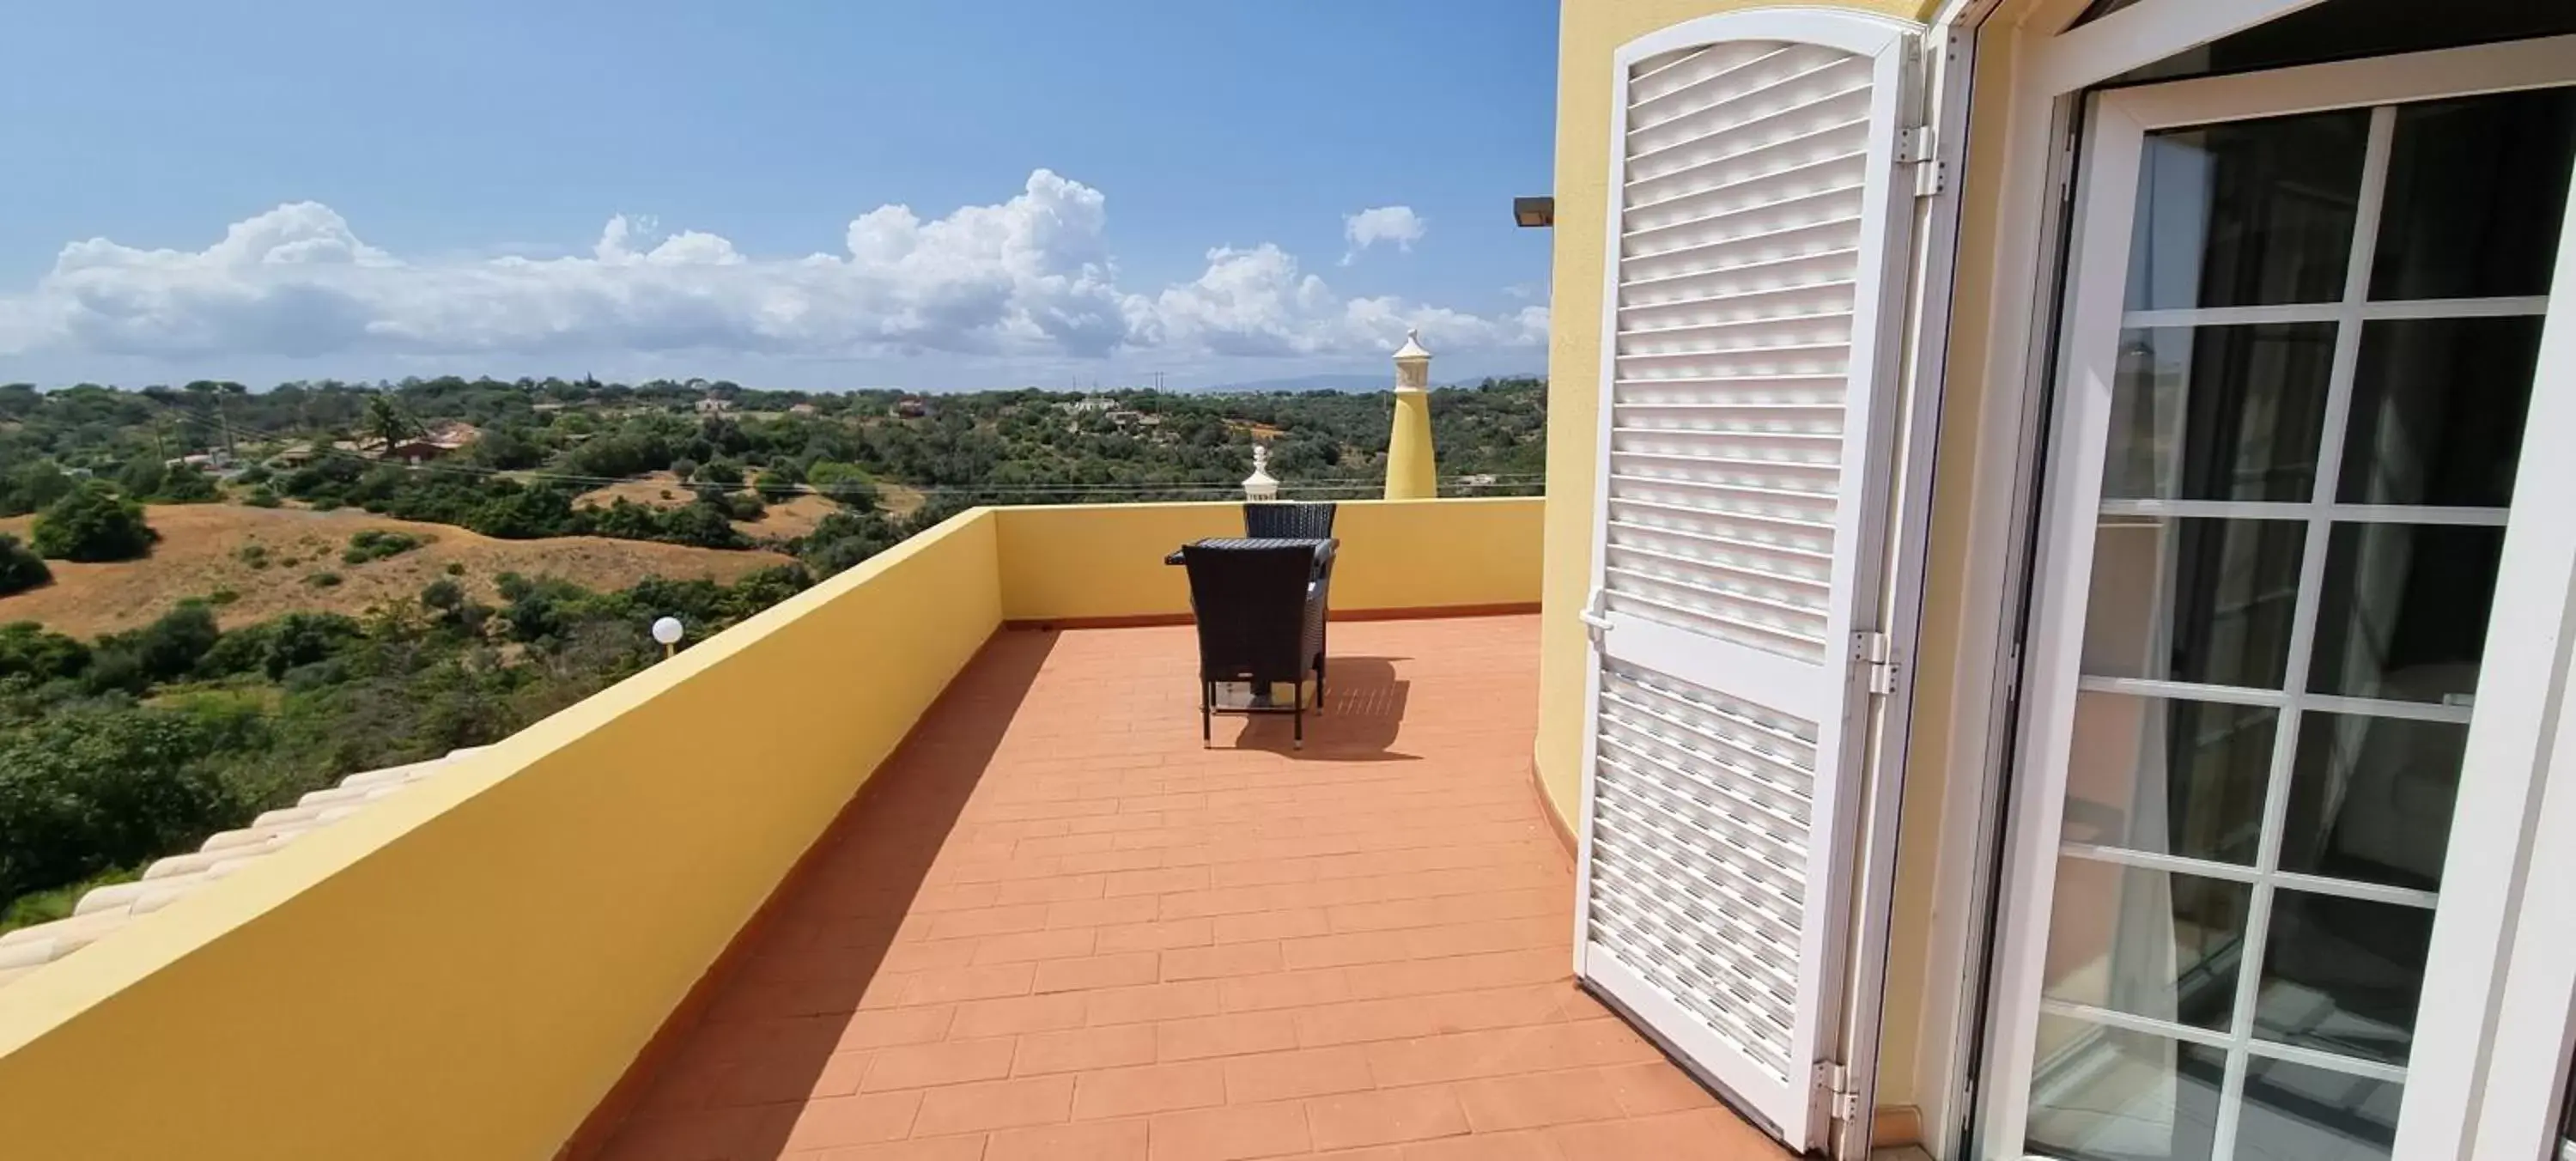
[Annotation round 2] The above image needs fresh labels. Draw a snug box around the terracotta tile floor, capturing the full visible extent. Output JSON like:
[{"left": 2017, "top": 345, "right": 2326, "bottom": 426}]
[{"left": 591, "top": 616, "right": 1789, "bottom": 1161}]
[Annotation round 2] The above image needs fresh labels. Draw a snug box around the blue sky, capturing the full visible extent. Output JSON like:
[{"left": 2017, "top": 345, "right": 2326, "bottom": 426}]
[{"left": 0, "top": 0, "right": 1558, "bottom": 391}]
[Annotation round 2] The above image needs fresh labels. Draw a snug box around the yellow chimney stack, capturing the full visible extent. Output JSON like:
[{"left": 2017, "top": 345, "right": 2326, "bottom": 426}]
[{"left": 1384, "top": 327, "right": 1437, "bottom": 500}]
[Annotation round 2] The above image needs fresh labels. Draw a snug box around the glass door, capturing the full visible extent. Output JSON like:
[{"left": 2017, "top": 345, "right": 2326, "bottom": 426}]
[{"left": 1980, "top": 50, "right": 2576, "bottom": 1161}]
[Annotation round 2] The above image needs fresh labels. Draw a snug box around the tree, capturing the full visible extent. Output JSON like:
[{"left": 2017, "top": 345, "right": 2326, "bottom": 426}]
[
  {"left": 0, "top": 535, "right": 49, "bottom": 597},
  {"left": 30, "top": 484, "right": 155, "bottom": 562},
  {"left": 0, "top": 461, "right": 74, "bottom": 518},
  {"left": 365, "top": 394, "right": 422, "bottom": 450}
]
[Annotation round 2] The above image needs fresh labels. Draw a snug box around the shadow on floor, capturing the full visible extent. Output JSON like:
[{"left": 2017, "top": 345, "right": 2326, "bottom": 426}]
[
  {"left": 577, "top": 629, "right": 1060, "bottom": 1159},
  {"left": 1226, "top": 654, "right": 1415, "bottom": 762}
]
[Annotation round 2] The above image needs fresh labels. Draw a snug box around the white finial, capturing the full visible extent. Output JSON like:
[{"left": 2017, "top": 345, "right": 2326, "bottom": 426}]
[
  {"left": 1243, "top": 442, "right": 1279, "bottom": 501},
  {"left": 1393, "top": 326, "right": 1431, "bottom": 389}
]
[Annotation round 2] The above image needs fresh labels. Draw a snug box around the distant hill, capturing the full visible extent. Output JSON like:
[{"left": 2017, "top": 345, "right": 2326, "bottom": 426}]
[
  {"left": 0, "top": 504, "right": 791, "bottom": 639},
  {"left": 1194, "top": 373, "right": 1391, "bottom": 394}
]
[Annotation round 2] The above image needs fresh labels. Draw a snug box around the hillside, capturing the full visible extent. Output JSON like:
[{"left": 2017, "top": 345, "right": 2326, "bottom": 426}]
[{"left": 0, "top": 503, "right": 790, "bottom": 638}]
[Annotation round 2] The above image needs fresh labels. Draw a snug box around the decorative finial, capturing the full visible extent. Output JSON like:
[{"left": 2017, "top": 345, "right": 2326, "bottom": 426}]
[{"left": 1243, "top": 441, "right": 1279, "bottom": 501}]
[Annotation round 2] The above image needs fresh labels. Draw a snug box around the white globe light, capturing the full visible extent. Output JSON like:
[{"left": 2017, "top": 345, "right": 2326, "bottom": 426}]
[{"left": 650, "top": 617, "right": 684, "bottom": 646}]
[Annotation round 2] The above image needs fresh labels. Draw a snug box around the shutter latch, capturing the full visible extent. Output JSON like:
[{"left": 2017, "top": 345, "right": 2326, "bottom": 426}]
[
  {"left": 1580, "top": 587, "right": 1613, "bottom": 642},
  {"left": 1853, "top": 630, "right": 1899, "bottom": 696}
]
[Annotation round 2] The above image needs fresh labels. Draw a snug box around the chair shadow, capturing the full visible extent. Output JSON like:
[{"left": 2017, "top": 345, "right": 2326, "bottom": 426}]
[
  {"left": 577, "top": 629, "right": 1057, "bottom": 1159},
  {"left": 1227, "top": 654, "right": 1418, "bottom": 762}
]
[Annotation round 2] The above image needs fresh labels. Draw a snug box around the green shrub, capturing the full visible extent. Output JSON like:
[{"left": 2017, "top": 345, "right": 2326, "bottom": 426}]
[
  {"left": 305, "top": 571, "right": 343, "bottom": 588},
  {"left": 343, "top": 528, "right": 428, "bottom": 564},
  {"left": 0, "top": 534, "right": 50, "bottom": 596},
  {"left": 0, "top": 622, "right": 87, "bottom": 682},
  {"left": 443, "top": 562, "right": 465, "bottom": 576},
  {"left": 207, "top": 588, "right": 240, "bottom": 606},
  {"left": 30, "top": 484, "right": 155, "bottom": 562},
  {"left": 235, "top": 544, "right": 270, "bottom": 569},
  {"left": 243, "top": 487, "right": 283, "bottom": 508}
]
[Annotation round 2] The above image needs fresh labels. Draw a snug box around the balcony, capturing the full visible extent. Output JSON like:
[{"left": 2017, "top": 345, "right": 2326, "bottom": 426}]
[{"left": 0, "top": 497, "right": 1783, "bottom": 1159}]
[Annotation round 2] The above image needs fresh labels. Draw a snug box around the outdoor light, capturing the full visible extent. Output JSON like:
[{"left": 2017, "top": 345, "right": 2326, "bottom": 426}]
[
  {"left": 1513, "top": 197, "right": 1555, "bottom": 228},
  {"left": 651, "top": 616, "right": 684, "bottom": 659}
]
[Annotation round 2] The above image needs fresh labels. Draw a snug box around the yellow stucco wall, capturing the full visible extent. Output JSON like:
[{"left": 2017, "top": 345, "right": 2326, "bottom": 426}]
[
  {"left": 0, "top": 510, "right": 1007, "bottom": 1160},
  {"left": 996, "top": 497, "right": 1544, "bottom": 623},
  {"left": 1534, "top": 0, "right": 1941, "bottom": 842}
]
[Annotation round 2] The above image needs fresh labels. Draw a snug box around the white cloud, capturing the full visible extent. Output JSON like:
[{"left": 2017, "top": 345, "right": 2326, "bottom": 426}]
[
  {"left": 0, "top": 173, "right": 1534, "bottom": 372},
  {"left": 1341, "top": 205, "right": 1426, "bottom": 264}
]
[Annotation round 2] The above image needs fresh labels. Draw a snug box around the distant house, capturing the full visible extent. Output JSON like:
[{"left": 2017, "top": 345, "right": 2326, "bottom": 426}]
[
  {"left": 892, "top": 398, "right": 930, "bottom": 418},
  {"left": 787, "top": 403, "right": 818, "bottom": 416},
  {"left": 378, "top": 422, "right": 483, "bottom": 464},
  {"left": 695, "top": 398, "right": 736, "bottom": 416}
]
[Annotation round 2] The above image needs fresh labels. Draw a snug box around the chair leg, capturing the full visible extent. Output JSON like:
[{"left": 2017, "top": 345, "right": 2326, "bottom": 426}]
[
  {"left": 1201, "top": 681, "right": 1212, "bottom": 746},
  {"left": 1315, "top": 657, "right": 1326, "bottom": 713},
  {"left": 1293, "top": 704, "right": 1303, "bottom": 750}
]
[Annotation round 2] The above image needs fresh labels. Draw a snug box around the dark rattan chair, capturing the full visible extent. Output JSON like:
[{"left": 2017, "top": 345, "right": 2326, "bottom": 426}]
[
  {"left": 1242, "top": 501, "right": 1336, "bottom": 540},
  {"left": 1182, "top": 542, "right": 1328, "bottom": 748}
]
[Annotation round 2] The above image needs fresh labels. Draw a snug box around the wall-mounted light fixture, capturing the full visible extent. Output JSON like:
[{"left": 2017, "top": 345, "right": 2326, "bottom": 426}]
[{"left": 1512, "top": 197, "right": 1555, "bottom": 228}]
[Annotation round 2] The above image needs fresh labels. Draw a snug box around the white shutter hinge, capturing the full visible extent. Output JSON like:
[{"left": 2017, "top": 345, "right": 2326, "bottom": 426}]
[
  {"left": 1819, "top": 1060, "right": 1862, "bottom": 1125},
  {"left": 1580, "top": 587, "right": 1613, "bottom": 642},
  {"left": 1853, "top": 629, "right": 1899, "bottom": 696},
  {"left": 1899, "top": 125, "right": 1943, "bottom": 197}
]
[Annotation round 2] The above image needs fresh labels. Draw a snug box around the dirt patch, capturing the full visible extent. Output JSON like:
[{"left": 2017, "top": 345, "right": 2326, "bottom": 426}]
[
  {"left": 574, "top": 471, "right": 690, "bottom": 512},
  {"left": 0, "top": 503, "right": 792, "bottom": 638},
  {"left": 741, "top": 492, "right": 839, "bottom": 541},
  {"left": 876, "top": 482, "right": 927, "bottom": 520}
]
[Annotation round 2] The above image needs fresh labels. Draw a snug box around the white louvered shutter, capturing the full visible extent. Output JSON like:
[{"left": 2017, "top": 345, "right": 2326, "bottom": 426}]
[{"left": 1572, "top": 10, "right": 1920, "bottom": 1153}]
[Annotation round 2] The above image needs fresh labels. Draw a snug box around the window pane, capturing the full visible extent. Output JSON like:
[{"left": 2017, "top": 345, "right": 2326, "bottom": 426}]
[
  {"left": 2233, "top": 1057, "right": 2401, "bottom": 1161},
  {"left": 2083, "top": 517, "right": 2307, "bottom": 689},
  {"left": 2065, "top": 693, "right": 2274, "bottom": 865},
  {"left": 2105, "top": 325, "right": 2336, "bottom": 502},
  {"left": 2044, "top": 859, "right": 2251, "bottom": 1030},
  {"left": 2126, "top": 112, "right": 2369, "bottom": 310},
  {"left": 2371, "top": 88, "right": 2576, "bottom": 301},
  {"left": 2025, "top": 1016, "right": 2225, "bottom": 1161},
  {"left": 2281, "top": 713, "right": 2466, "bottom": 891},
  {"left": 2307, "top": 523, "right": 2502, "bottom": 704},
  {"left": 2253, "top": 890, "right": 2433, "bottom": 1066},
  {"left": 2338, "top": 316, "right": 2540, "bottom": 508}
]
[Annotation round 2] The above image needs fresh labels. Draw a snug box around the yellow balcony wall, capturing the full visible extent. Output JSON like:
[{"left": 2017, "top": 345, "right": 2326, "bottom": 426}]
[
  {"left": 0, "top": 496, "right": 1540, "bottom": 1160},
  {"left": 996, "top": 496, "right": 1545, "bottom": 623}
]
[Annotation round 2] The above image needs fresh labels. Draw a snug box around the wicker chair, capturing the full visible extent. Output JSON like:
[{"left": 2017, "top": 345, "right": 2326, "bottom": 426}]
[
  {"left": 1182, "top": 542, "right": 1328, "bottom": 748},
  {"left": 1242, "top": 501, "right": 1336, "bottom": 540}
]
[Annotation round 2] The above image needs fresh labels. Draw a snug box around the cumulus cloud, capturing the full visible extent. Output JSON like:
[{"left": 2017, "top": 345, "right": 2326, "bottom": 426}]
[
  {"left": 0, "top": 173, "right": 1534, "bottom": 370},
  {"left": 1341, "top": 205, "right": 1426, "bottom": 264}
]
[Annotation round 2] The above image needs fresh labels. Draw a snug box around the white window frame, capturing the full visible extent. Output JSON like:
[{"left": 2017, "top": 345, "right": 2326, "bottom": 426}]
[
  {"left": 1902, "top": 0, "right": 2576, "bottom": 1156},
  {"left": 1968, "top": 32, "right": 2576, "bottom": 1158}
]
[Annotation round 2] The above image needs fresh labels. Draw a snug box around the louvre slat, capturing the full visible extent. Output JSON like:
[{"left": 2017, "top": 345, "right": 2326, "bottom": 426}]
[
  {"left": 1625, "top": 124, "right": 1874, "bottom": 216},
  {"left": 1627, "top": 56, "right": 1874, "bottom": 158},
  {"left": 1617, "top": 280, "right": 1860, "bottom": 330},
  {"left": 1628, "top": 52, "right": 1875, "bottom": 149},
  {"left": 1606, "top": 492, "right": 1838, "bottom": 543},
  {"left": 1629, "top": 41, "right": 1836, "bottom": 124},
  {"left": 1629, "top": 143, "right": 1872, "bottom": 217},
  {"left": 1626, "top": 83, "right": 1875, "bottom": 183},
  {"left": 1617, "top": 218, "right": 1863, "bottom": 287}
]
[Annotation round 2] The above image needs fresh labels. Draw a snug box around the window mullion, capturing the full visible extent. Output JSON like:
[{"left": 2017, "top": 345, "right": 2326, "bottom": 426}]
[{"left": 2208, "top": 100, "right": 2401, "bottom": 1161}]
